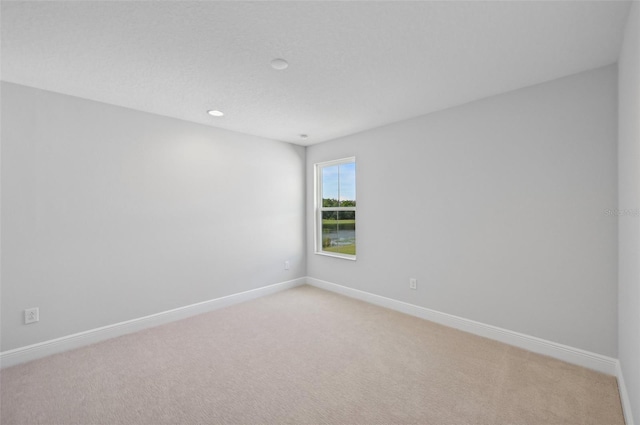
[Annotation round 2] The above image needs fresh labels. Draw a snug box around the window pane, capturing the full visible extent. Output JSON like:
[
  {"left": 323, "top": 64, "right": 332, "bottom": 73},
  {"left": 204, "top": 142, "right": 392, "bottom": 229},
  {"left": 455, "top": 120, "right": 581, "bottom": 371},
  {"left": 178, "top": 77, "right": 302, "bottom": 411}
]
[
  {"left": 322, "top": 164, "right": 339, "bottom": 207},
  {"left": 338, "top": 162, "right": 356, "bottom": 207},
  {"left": 316, "top": 157, "right": 356, "bottom": 258},
  {"left": 321, "top": 211, "right": 356, "bottom": 256}
]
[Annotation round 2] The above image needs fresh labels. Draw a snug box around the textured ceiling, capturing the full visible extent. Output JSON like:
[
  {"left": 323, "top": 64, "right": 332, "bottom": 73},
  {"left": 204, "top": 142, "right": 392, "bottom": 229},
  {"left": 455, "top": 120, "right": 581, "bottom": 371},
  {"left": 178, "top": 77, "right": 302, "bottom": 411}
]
[{"left": 1, "top": 1, "right": 632, "bottom": 146}]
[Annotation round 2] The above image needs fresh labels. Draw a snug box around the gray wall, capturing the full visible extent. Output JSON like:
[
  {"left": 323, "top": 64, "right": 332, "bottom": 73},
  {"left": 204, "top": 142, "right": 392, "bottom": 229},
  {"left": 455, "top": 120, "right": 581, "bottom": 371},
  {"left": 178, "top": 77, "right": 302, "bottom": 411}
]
[
  {"left": 307, "top": 65, "right": 618, "bottom": 357},
  {"left": 1, "top": 82, "right": 306, "bottom": 351},
  {"left": 618, "top": 2, "right": 640, "bottom": 422},
  {"left": 0, "top": 61, "right": 624, "bottom": 368}
]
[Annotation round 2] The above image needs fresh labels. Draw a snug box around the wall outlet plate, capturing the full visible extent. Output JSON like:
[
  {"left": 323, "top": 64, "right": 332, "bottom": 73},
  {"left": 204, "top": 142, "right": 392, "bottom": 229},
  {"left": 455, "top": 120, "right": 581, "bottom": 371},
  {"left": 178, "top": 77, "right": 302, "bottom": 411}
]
[
  {"left": 25, "top": 307, "right": 39, "bottom": 324},
  {"left": 409, "top": 278, "right": 417, "bottom": 290}
]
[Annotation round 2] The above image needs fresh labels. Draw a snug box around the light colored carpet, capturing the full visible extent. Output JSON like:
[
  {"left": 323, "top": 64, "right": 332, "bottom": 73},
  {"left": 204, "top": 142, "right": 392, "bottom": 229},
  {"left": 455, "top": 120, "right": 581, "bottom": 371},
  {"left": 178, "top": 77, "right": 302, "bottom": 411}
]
[{"left": 0, "top": 285, "right": 624, "bottom": 425}]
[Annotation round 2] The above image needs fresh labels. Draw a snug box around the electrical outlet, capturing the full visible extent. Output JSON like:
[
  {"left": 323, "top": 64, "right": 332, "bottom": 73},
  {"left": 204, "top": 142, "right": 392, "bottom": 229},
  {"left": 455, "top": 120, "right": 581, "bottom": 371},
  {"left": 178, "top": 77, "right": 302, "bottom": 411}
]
[
  {"left": 409, "top": 278, "right": 417, "bottom": 290},
  {"left": 284, "top": 261, "right": 290, "bottom": 270},
  {"left": 24, "top": 307, "right": 39, "bottom": 324}
]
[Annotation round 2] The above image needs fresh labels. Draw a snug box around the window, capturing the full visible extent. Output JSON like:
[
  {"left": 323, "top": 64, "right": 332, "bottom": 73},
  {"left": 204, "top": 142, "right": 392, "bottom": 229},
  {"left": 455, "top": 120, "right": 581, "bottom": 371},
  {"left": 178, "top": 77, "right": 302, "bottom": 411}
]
[{"left": 315, "top": 157, "right": 356, "bottom": 259}]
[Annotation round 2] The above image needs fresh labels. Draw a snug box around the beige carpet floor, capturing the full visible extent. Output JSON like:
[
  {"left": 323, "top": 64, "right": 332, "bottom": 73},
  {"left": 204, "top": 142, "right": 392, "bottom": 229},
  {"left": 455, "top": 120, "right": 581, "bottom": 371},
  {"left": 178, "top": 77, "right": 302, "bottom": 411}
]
[{"left": 0, "top": 285, "right": 625, "bottom": 425}]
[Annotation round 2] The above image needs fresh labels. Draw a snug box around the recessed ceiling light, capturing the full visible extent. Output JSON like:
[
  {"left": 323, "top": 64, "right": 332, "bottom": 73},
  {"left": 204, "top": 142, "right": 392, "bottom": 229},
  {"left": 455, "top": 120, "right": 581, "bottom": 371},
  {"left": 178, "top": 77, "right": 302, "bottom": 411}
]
[
  {"left": 270, "top": 58, "right": 289, "bottom": 70},
  {"left": 207, "top": 110, "right": 224, "bottom": 117}
]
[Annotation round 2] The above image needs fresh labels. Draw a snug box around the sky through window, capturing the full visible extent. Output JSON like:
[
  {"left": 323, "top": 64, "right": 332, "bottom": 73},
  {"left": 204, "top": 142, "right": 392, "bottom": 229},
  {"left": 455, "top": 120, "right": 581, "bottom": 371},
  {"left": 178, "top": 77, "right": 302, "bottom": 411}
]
[{"left": 322, "top": 162, "right": 356, "bottom": 201}]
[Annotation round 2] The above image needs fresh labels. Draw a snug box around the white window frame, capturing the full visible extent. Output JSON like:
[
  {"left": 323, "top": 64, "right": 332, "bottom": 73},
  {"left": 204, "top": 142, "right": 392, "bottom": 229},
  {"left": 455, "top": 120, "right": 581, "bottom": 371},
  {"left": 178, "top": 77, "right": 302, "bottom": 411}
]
[{"left": 314, "top": 157, "right": 356, "bottom": 260}]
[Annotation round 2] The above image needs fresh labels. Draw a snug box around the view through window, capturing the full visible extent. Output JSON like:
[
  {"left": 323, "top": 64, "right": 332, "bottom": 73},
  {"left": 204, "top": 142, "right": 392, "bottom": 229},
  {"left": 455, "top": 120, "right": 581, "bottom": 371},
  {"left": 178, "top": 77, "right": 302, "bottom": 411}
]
[{"left": 316, "top": 158, "right": 356, "bottom": 259}]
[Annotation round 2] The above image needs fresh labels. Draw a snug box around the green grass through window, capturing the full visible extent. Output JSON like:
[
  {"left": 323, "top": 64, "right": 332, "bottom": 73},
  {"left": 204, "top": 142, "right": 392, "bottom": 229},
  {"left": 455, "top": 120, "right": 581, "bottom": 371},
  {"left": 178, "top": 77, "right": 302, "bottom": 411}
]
[{"left": 323, "top": 244, "right": 356, "bottom": 255}]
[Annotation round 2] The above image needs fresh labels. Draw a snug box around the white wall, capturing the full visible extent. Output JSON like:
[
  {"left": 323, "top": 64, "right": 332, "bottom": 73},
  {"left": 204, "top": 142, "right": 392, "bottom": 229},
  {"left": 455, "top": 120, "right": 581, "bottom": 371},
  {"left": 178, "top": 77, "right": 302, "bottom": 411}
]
[
  {"left": 618, "top": 2, "right": 640, "bottom": 422},
  {"left": 307, "top": 65, "right": 618, "bottom": 357},
  {"left": 1, "top": 82, "right": 306, "bottom": 352}
]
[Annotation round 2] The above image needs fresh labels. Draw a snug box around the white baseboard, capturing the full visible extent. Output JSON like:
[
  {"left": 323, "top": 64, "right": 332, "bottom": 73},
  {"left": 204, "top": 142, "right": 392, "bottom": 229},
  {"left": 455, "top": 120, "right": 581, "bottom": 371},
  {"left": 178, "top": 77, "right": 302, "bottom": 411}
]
[
  {"left": 616, "top": 360, "right": 636, "bottom": 425},
  {"left": 306, "top": 277, "right": 619, "bottom": 376},
  {"left": 3, "top": 275, "right": 630, "bottom": 423},
  {"left": 0, "top": 277, "right": 306, "bottom": 369}
]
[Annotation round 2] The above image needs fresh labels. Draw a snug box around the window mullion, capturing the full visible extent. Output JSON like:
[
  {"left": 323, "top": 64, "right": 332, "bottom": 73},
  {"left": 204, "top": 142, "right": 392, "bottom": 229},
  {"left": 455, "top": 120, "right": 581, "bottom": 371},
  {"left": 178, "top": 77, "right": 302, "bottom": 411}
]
[{"left": 320, "top": 207, "right": 356, "bottom": 211}]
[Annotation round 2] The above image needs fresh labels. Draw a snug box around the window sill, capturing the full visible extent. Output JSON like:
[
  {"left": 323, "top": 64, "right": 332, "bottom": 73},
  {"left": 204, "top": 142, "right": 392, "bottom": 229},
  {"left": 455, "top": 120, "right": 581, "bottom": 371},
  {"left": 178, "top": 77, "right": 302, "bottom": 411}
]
[{"left": 315, "top": 251, "right": 357, "bottom": 261}]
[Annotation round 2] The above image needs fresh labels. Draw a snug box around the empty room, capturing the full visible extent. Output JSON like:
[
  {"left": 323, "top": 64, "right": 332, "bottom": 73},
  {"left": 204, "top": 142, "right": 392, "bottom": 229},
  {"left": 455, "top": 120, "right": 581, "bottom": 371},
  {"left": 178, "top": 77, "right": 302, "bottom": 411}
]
[{"left": 1, "top": 1, "right": 639, "bottom": 424}]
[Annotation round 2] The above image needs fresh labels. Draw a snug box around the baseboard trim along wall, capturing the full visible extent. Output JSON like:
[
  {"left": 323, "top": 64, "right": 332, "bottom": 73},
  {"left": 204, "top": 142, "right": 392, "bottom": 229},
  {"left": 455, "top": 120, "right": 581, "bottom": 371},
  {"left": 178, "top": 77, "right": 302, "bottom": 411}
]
[
  {"left": 2, "top": 276, "right": 633, "bottom": 423},
  {"left": 0, "top": 277, "right": 306, "bottom": 369},
  {"left": 307, "top": 278, "right": 640, "bottom": 425},
  {"left": 616, "top": 361, "right": 636, "bottom": 425},
  {"left": 306, "top": 277, "right": 618, "bottom": 375}
]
